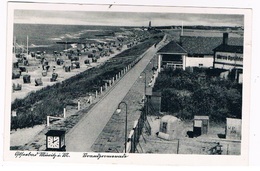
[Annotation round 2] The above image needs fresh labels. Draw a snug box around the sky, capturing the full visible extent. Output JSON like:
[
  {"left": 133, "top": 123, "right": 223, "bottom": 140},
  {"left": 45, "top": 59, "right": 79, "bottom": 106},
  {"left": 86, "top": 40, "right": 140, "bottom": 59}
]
[{"left": 14, "top": 10, "right": 244, "bottom": 27}]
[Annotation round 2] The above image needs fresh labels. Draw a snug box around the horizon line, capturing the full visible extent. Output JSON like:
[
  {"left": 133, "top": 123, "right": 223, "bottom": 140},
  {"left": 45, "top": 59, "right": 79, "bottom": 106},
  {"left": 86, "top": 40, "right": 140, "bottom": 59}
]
[{"left": 13, "top": 22, "right": 243, "bottom": 28}]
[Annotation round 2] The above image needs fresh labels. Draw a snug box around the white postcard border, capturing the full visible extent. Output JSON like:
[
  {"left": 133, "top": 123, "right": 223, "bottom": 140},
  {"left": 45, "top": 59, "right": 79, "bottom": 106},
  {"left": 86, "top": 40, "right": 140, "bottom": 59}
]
[{"left": 4, "top": 2, "right": 252, "bottom": 166}]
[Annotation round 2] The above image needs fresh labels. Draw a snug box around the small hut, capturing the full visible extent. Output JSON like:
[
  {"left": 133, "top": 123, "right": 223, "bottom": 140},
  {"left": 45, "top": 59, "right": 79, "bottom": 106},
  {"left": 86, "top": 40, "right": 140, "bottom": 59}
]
[
  {"left": 193, "top": 115, "right": 209, "bottom": 137},
  {"left": 158, "top": 115, "right": 182, "bottom": 140},
  {"left": 226, "top": 118, "right": 242, "bottom": 140}
]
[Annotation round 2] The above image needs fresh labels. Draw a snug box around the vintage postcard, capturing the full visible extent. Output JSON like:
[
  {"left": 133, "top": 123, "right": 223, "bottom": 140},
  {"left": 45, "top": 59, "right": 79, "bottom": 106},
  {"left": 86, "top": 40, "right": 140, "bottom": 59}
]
[{"left": 4, "top": 2, "right": 252, "bottom": 165}]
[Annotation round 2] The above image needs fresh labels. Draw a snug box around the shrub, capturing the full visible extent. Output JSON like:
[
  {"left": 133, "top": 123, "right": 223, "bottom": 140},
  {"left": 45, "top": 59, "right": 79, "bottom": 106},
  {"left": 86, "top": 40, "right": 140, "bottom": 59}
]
[{"left": 153, "top": 69, "right": 242, "bottom": 123}]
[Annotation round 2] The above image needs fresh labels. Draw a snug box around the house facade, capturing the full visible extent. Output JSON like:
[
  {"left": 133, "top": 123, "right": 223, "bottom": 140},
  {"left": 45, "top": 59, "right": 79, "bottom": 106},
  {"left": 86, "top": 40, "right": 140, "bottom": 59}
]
[
  {"left": 213, "top": 33, "right": 243, "bottom": 70},
  {"left": 157, "top": 33, "right": 243, "bottom": 73},
  {"left": 213, "top": 33, "right": 243, "bottom": 83},
  {"left": 157, "top": 41, "right": 187, "bottom": 71}
]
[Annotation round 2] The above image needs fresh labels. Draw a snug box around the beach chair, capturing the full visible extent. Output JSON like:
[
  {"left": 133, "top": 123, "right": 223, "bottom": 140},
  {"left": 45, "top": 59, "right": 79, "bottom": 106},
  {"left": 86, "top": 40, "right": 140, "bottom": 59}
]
[
  {"left": 42, "top": 70, "right": 47, "bottom": 76},
  {"left": 23, "top": 75, "right": 31, "bottom": 83},
  {"left": 13, "top": 83, "right": 22, "bottom": 91},
  {"left": 64, "top": 66, "right": 71, "bottom": 72},
  {"left": 35, "top": 78, "right": 43, "bottom": 86},
  {"left": 50, "top": 73, "right": 58, "bottom": 82}
]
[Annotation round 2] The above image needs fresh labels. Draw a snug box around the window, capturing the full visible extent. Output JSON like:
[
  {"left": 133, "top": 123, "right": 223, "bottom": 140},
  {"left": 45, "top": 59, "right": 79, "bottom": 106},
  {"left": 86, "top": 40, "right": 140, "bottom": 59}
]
[
  {"left": 194, "top": 120, "right": 202, "bottom": 127},
  {"left": 162, "top": 122, "right": 167, "bottom": 133},
  {"left": 199, "top": 64, "right": 203, "bottom": 67}
]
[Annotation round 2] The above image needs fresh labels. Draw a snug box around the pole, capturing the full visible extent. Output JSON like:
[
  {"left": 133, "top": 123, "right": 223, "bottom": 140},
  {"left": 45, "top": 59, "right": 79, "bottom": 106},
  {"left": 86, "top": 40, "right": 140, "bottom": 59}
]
[
  {"left": 14, "top": 36, "right": 16, "bottom": 54},
  {"left": 27, "top": 35, "right": 29, "bottom": 57},
  {"left": 181, "top": 21, "right": 184, "bottom": 36},
  {"left": 78, "top": 100, "right": 80, "bottom": 110},
  {"left": 227, "top": 144, "right": 229, "bottom": 155},
  {"left": 144, "top": 72, "right": 146, "bottom": 96},
  {"left": 15, "top": 116, "right": 17, "bottom": 131},
  {"left": 47, "top": 116, "right": 49, "bottom": 126},
  {"left": 125, "top": 104, "right": 127, "bottom": 153},
  {"left": 89, "top": 95, "right": 92, "bottom": 104},
  {"left": 142, "top": 72, "right": 147, "bottom": 117},
  {"left": 177, "top": 139, "right": 180, "bottom": 154},
  {"left": 63, "top": 108, "right": 66, "bottom": 118},
  {"left": 118, "top": 102, "right": 127, "bottom": 153},
  {"left": 31, "top": 108, "right": 34, "bottom": 128}
]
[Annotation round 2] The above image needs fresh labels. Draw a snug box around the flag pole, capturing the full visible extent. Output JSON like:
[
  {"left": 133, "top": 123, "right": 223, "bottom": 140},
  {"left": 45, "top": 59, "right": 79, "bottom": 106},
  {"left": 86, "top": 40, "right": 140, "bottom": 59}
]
[
  {"left": 181, "top": 21, "right": 184, "bottom": 36},
  {"left": 27, "top": 35, "right": 29, "bottom": 57}
]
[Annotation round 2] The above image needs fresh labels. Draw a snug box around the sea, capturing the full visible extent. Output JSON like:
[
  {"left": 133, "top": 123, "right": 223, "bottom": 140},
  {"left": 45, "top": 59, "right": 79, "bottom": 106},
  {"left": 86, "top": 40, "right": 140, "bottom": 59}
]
[{"left": 13, "top": 24, "right": 127, "bottom": 54}]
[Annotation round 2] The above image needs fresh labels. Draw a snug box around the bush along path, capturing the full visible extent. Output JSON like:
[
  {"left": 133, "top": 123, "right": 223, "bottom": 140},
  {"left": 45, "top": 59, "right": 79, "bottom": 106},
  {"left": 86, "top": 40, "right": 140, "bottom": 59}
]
[
  {"left": 11, "top": 34, "right": 163, "bottom": 129},
  {"left": 153, "top": 68, "right": 242, "bottom": 122}
]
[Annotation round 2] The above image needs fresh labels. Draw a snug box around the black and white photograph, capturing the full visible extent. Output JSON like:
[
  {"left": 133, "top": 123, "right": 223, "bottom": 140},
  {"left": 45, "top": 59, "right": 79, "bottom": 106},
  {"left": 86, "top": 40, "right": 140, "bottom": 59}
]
[{"left": 3, "top": 1, "right": 252, "bottom": 165}]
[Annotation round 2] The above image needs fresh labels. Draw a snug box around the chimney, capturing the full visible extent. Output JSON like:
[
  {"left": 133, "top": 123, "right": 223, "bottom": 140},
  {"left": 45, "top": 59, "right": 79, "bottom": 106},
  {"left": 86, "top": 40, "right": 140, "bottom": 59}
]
[{"left": 223, "top": 33, "right": 228, "bottom": 45}]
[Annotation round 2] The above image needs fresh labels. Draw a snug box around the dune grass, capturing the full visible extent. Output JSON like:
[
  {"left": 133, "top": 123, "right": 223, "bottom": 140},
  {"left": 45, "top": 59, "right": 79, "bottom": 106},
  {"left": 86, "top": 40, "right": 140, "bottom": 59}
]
[{"left": 11, "top": 35, "right": 162, "bottom": 129}]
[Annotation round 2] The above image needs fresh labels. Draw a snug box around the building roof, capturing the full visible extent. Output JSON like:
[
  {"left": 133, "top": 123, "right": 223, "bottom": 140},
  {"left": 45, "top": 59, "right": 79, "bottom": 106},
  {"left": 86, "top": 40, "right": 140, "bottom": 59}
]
[
  {"left": 226, "top": 118, "right": 242, "bottom": 126},
  {"left": 158, "top": 41, "right": 187, "bottom": 54},
  {"left": 194, "top": 115, "right": 209, "bottom": 120},
  {"left": 180, "top": 36, "right": 243, "bottom": 55},
  {"left": 45, "top": 130, "right": 66, "bottom": 136},
  {"left": 213, "top": 44, "right": 243, "bottom": 53},
  {"left": 161, "top": 115, "right": 179, "bottom": 123}
]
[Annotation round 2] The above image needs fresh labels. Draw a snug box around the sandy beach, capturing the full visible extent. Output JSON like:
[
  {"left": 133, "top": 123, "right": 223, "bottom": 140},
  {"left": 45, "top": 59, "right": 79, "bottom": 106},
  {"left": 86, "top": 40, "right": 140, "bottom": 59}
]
[{"left": 11, "top": 45, "right": 128, "bottom": 102}]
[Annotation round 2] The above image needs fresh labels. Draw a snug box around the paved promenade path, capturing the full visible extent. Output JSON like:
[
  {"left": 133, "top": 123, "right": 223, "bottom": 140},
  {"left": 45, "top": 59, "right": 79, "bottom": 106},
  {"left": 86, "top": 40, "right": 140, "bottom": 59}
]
[{"left": 66, "top": 36, "right": 167, "bottom": 152}]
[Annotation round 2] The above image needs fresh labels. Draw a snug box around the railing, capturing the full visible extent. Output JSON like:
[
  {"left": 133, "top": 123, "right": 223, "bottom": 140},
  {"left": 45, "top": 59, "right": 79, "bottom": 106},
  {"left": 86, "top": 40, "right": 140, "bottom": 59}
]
[
  {"left": 125, "top": 106, "right": 151, "bottom": 153},
  {"left": 146, "top": 101, "right": 160, "bottom": 119}
]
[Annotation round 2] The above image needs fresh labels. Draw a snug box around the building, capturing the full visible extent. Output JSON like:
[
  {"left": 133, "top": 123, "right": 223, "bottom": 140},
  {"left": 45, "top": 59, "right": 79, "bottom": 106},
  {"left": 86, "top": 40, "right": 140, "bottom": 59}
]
[
  {"left": 213, "top": 33, "right": 243, "bottom": 70},
  {"left": 157, "top": 41, "right": 187, "bottom": 71},
  {"left": 158, "top": 115, "right": 182, "bottom": 140},
  {"left": 180, "top": 36, "right": 221, "bottom": 68},
  {"left": 193, "top": 115, "right": 209, "bottom": 137},
  {"left": 226, "top": 118, "right": 242, "bottom": 140},
  {"left": 157, "top": 33, "right": 243, "bottom": 71},
  {"left": 213, "top": 33, "right": 243, "bottom": 83}
]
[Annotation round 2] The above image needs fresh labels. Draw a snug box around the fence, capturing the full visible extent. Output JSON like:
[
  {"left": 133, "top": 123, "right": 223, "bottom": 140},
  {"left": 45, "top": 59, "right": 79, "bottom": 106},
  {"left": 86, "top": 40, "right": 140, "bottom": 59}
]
[{"left": 125, "top": 104, "right": 151, "bottom": 153}]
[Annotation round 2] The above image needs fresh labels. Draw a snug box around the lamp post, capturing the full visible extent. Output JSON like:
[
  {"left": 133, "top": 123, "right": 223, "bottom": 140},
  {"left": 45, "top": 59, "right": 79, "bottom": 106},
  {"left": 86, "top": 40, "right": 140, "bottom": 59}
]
[
  {"left": 30, "top": 108, "right": 34, "bottom": 128},
  {"left": 141, "top": 72, "right": 147, "bottom": 118},
  {"left": 116, "top": 101, "right": 128, "bottom": 153},
  {"left": 140, "top": 72, "right": 146, "bottom": 97},
  {"left": 11, "top": 111, "right": 17, "bottom": 131},
  {"left": 144, "top": 72, "right": 146, "bottom": 96}
]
